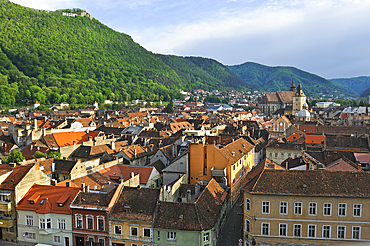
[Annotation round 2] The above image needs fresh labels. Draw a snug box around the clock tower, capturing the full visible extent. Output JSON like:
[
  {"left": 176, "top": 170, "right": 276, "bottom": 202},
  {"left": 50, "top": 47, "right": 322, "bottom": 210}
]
[{"left": 292, "top": 83, "right": 306, "bottom": 115}]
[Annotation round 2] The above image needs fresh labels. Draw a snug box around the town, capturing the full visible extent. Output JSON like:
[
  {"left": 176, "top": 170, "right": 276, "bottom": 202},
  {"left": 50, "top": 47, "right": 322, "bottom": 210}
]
[{"left": 0, "top": 81, "right": 369, "bottom": 246}]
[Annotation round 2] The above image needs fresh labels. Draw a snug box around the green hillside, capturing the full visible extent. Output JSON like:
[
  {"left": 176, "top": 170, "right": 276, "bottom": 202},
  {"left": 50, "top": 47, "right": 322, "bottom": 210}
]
[
  {"left": 330, "top": 76, "right": 370, "bottom": 95},
  {"left": 156, "top": 55, "right": 251, "bottom": 91},
  {"left": 0, "top": 0, "right": 247, "bottom": 107},
  {"left": 227, "top": 62, "right": 353, "bottom": 97}
]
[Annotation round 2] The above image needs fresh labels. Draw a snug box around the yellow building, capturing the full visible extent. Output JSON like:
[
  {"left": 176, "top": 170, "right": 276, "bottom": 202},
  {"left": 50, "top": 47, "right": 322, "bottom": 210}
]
[
  {"left": 242, "top": 165, "right": 370, "bottom": 246},
  {"left": 109, "top": 186, "right": 160, "bottom": 246},
  {"left": 189, "top": 138, "right": 254, "bottom": 203}
]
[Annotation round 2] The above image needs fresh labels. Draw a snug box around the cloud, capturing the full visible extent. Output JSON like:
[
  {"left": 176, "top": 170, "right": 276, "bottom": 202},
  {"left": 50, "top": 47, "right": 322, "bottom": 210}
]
[{"left": 128, "top": 0, "right": 370, "bottom": 77}]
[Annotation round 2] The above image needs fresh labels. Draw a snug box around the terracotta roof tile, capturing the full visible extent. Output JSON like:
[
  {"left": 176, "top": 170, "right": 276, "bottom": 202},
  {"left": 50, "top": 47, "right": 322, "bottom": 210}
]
[
  {"left": 16, "top": 184, "right": 80, "bottom": 214},
  {"left": 0, "top": 165, "right": 32, "bottom": 190},
  {"left": 52, "top": 131, "right": 100, "bottom": 147}
]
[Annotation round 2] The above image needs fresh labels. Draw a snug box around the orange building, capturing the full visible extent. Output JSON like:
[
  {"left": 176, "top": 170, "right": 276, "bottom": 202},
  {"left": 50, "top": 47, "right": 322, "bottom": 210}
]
[{"left": 189, "top": 138, "right": 254, "bottom": 203}]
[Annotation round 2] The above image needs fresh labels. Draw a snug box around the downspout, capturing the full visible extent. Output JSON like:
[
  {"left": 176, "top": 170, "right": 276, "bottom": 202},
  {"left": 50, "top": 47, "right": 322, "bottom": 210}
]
[{"left": 199, "top": 230, "right": 201, "bottom": 246}]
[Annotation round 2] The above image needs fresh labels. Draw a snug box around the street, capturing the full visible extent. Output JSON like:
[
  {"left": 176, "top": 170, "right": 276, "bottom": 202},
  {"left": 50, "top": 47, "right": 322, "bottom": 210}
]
[{"left": 217, "top": 195, "right": 244, "bottom": 246}]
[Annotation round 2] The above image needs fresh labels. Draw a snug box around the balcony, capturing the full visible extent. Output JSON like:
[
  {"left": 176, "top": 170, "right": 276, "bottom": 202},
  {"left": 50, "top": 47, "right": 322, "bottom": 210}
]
[
  {"left": 112, "top": 234, "right": 151, "bottom": 242},
  {"left": 0, "top": 218, "right": 13, "bottom": 228},
  {"left": 0, "top": 202, "right": 12, "bottom": 212}
]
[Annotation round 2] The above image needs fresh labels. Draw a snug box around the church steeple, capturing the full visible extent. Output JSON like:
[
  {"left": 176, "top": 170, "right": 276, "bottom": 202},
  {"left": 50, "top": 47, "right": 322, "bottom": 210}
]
[
  {"left": 289, "top": 80, "right": 297, "bottom": 92},
  {"left": 295, "top": 82, "right": 305, "bottom": 97}
]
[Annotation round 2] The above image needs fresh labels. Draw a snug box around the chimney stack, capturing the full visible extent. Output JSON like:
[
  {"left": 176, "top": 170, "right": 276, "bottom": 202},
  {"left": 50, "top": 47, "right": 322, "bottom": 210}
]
[
  {"left": 52, "top": 162, "right": 55, "bottom": 172},
  {"left": 111, "top": 141, "right": 115, "bottom": 150},
  {"left": 187, "top": 190, "right": 191, "bottom": 203}
]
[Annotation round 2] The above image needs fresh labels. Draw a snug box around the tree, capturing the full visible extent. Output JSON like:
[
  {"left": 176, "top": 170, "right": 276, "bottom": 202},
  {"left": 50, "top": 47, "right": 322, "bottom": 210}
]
[
  {"left": 165, "top": 101, "right": 174, "bottom": 113},
  {"left": 3, "top": 149, "right": 25, "bottom": 164},
  {"left": 48, "top": 151, "right": 61, "bottom": 159},
  {"left": 32, "top": 151, "right": 47, "bottom": 159}
]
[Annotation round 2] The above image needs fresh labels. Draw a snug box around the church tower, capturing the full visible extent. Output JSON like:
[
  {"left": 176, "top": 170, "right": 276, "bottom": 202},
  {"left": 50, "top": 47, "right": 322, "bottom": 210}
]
[{"left": 292, "top": 82, "right": 306, "bottom": 115}]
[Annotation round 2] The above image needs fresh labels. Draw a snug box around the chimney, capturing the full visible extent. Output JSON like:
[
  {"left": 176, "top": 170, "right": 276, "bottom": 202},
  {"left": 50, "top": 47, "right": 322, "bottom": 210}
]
[
  {"left": 111, "top": 141, "right": 115, "bottom": 150},
  {"left": 52, "top": 162, "right": 55, "bottom": 172},
  {"left": 34, "top": 119, "right": 37, "bottom": 131},
  {"left": 85, "top": 185, "right": 90, "bottom": 192},
  {"left": 134, "top": 149, "right": 137, "bottom": 158},
  {"left": 30, "top": 145, "right": 33, "bottom": 151},
  {"left": 187, "top": 190, "right": 191, "bottom": 202},
  {"left": 73, "top": 140, "right": 76, "bottom": 146},
  {"left": 131, "top": 172, "right": 135, "bottom": 178},
  {"left": 81, "top": 183, "right": 85, "bottom": 190},
  {"left": 66, "top": 181, "right": 70, "bottom": 187}
]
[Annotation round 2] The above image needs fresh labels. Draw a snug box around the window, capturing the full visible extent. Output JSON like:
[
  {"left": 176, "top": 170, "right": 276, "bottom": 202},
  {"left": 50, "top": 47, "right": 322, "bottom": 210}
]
[
  {"left": 353, "top": 204, "right": 362, "bottom": 217},
  {"left": 337, "top": 226, "right": 346, "bottom": 239},
  {"left": 53, "top": 235, "right": 61, "bottom": 244},
  {"left": 167, "top": 231, "right": 176, "bottom": 241},
  {"left": 262, "top": 201, "right": 270, "bottom": 214},
  {"left": 157, "top": 231, "right": 160, "bottom": 240},
  {"left": 261, "top": 223, "right": 269, "bottom": 235},
  {"left": 131, "top": 227, "right": 138, "bottom": 236},
  {"left": 27, "top": 232, "right": 36, "bottom": 240},
  {"left": 114, "top": 225, "right": 122, "bottom": 235},
  {"left": 98, "top": 238, "right": 105, "bottom": 246},
  {"left": 245, "top": 219, "right": 250, "bottom": 233},
  {"left": 39, "top": 218, "right": 45, "bottom": 229},
  {"left": 308, "top": 225, "right": 316, "bottom": 238},
  {"left": 352, "top": 226, "right": 361, "bottom": 239},
  {"left": 143, "top": 228, "right": 151, "bottom": 238},
  {"left": 274, "top": 153, "right": 278, "bottom": 158},
  {"left": 131, "top": 244, "right": 138, "bottom": 246},
  {"left": 309, "top": 202, "right": 317, "bottom": 215},
  {"left": 26, "top": 215, "right": 33, "bottom": 226},
  {"left": 280, "top": 201, "right": 288, "bottom": 215},
  {"left": 246, "top": 198, "right": 251, "bottom": 212},
  {"left": 87, "top": 216, "right": 93, "bottom": 229},
  {"left": 338, "top": 203, "right": 346, "bottom": 216},
  {"left": 279, "top": 223, "right": 287, "bottom": 236},
  {"left": 322, "top": 225, "right": 331, "bottom": 238},
  {"left": 203, "top": 232, "right": 209, "bottom": 243},
  {"left": 97, "top": 217, "right": 104, "bottom": 231},
  {"left": 323, "top": 203, "right": 332, "bottom": 216},
  {"left": 294, "top": 224, "right": 302, "bottom": 237},
  {"left": 58, "top": 219, "right": 66, "bottom": 230},
  {"left": 76, "top": 215, "right": 83, "bottom": 228},
  {"left": 46, "top": 218, "right": 52, "bottom": 229},
  {"left": 294, "top": 202, "right": 302, "bottom": 215}
]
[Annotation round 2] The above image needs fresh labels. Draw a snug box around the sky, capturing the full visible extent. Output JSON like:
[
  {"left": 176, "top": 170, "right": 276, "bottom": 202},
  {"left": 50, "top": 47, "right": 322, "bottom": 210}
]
[{"left": 10, "top": 0, "right": 370, "bottom": 79}]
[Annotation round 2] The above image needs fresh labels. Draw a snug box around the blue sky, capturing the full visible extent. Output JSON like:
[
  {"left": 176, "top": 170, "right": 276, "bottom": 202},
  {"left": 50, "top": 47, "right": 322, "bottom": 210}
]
[{"left": 10, "top": 0, "right": 370, "bottom": 79}]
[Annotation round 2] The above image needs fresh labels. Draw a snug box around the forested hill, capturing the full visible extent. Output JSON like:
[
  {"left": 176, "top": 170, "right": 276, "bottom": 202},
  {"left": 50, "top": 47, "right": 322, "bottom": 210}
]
[
  {"left": 227, "top": 62, "right": 353, "bottom": 97},
  {"left": 0, "top": 0, "right": 248, "bottom": 107},
  {"left": 330, "top": 76, "right": 370, "bottom": 96}
]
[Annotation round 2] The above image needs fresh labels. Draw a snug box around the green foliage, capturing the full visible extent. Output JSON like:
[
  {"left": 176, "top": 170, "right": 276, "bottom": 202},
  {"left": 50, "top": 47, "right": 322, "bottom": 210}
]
[
  {"left": 331, "top": 76, "right": 370, "bottom": 95},
  {"left": 32, "top": 150, "right": 47, "bottom": 159},
  {"left": 165, "top": 101, "right": 174, "bottom": 113},
  {"left": 48, "top": 151, "right": 61, "bottom": 159},
  {"left": 227, "top": 62, "right": 354, "bottom": 97},
  {"left": 0, "top": 0, "right": 253, "bottom": 107},
  {"left": 3, "top": 149, "right": 24, "bottom": 164}
]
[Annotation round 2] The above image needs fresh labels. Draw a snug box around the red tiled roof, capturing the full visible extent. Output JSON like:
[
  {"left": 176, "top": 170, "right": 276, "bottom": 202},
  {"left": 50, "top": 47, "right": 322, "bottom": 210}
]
[
  {"left": 52, "top": 131, "right": 100, "bottom": 147},
  {"left": 0, "top": 165, "right": 32, "bottom": 190},
  {"left": 306, "top": 134, "right": 325, "bottom": 145},
  {"left": 118, "top": 165, "right": 154, "bottom": 184},
  {"left": 17, "top": 184, "right": 81, "bottom": 214},
  {"left": 326, "top": 158, "right": 361, "bottom": 172}
]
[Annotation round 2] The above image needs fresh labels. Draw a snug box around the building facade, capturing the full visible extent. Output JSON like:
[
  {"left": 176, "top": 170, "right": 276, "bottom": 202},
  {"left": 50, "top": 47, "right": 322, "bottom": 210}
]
[{"left": 243, "top": 169, "right": 370, "bottom": 245}]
